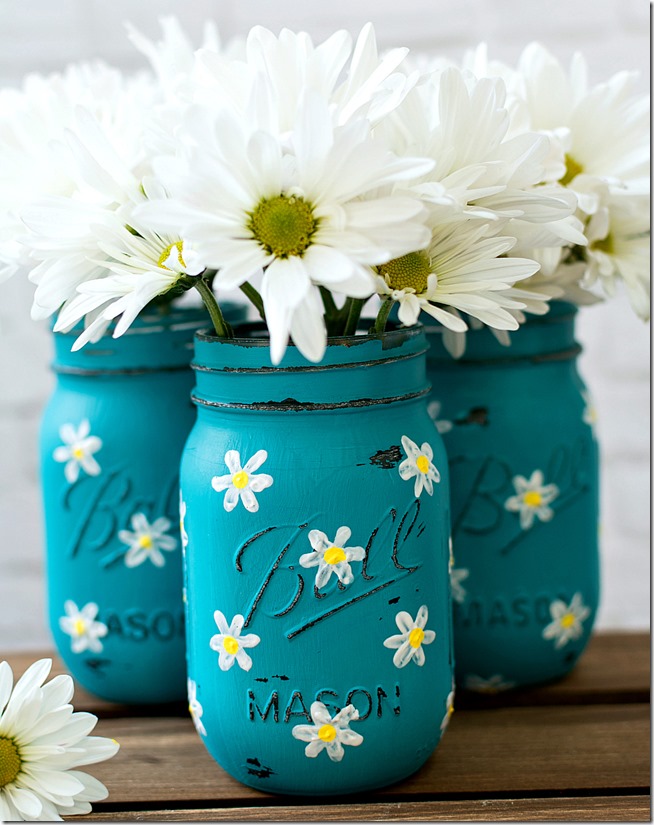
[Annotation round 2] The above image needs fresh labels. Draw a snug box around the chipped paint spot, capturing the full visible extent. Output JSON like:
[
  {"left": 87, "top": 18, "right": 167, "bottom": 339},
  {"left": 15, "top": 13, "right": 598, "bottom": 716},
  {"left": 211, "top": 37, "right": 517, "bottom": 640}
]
[{"left": 369, "top": 445, "right": 402, "bottom": 469}]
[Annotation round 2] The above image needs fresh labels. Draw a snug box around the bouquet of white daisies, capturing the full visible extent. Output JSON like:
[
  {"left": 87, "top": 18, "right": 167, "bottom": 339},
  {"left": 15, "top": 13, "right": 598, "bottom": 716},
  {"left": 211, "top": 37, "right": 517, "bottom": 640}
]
[{"left": 0, "top": 18, "right": 649, "bottom": 364}]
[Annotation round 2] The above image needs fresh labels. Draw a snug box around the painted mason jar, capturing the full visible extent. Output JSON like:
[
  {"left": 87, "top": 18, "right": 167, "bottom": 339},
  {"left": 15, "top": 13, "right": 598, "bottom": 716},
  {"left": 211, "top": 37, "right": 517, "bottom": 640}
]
[
  {"left": 40, "top": 304, "right": 244, "bottom": 704},
  {"left": 181, "top": 324, "right": 453, "bottom": 795},
  {"left": 425, "top": 302, "right": 600, "bottom": 692}
]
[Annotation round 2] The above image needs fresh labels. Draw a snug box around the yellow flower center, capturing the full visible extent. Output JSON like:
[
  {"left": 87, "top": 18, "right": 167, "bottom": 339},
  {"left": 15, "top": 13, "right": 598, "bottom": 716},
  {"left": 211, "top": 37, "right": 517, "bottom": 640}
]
[
  {"left": 248, "top": 195, "right": 317, "bottom": 258},
  {"left": 318, "top": 723, "right": 337, "bottom": 743},
  {"left": 72, "top": 446, "right": 85, "bottom": 460},
  {"left": 378, "top": 251, "right": 432, "bottom": 293},
  {"left": 591, "top": 233, "right": 614, "bottom": 255},
  {"left": 0, "top": 737, "right": 21, "bottom": 788},
  {"left": 232, "top": 470, "right": 249, "bottom": 489},
  {"left": 157, "top": 240, "right": 187, "bottom": 271},
  {"left": 324, "top": 546, "right": 347, "bottom": 565},
  {"left": 416, "top": 455, "right": 431, "bottom": 474},
  {"left": 409, "top": 627, "right": 425, "bottom": 648},
  {"left": 138, "top": 534, "right": 154, "bottom": 549},
  {"left": 223, "top": 636, "right": 239, "bottom": 655},
  {"left": 560, "top": 154, "right": 584, "bottom": 186},
  {"left": 560, "top": 613, "right": 576, "bottom": 629},
  {"left": 73, "top": 618, "right": 86, "bottom": 636},
  {"left": 523, "top": 491, "right": 543, "bottom": 508}
]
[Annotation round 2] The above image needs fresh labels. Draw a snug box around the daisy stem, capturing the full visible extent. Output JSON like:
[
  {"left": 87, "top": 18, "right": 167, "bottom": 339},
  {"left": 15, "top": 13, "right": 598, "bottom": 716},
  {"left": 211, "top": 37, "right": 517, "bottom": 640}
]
[
  {"left": 194, "top": 277, "right": 234, "bottom": 339},
  {"left": 371, "top": 297, "right": 393, "bottom": 335},
  {"left": 342, "top": 298, "right": 366, "bottom": 337},
  {"left": 239, "top": 281, "right": 266, "bottom": 321}
]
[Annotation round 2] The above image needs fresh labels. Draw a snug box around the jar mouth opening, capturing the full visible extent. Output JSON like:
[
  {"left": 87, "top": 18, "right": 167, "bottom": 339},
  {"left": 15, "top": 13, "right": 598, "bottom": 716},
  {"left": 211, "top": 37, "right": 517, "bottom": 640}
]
[{"left": 196, "top": 320, "right": 423, "bottom": 349}]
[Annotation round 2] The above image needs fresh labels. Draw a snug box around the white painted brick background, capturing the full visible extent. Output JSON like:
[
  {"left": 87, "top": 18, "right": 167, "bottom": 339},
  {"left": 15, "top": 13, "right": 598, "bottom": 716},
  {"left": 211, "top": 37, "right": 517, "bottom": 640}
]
[{"left": 0, "top": 0, "right": 649, "bottom": 652}]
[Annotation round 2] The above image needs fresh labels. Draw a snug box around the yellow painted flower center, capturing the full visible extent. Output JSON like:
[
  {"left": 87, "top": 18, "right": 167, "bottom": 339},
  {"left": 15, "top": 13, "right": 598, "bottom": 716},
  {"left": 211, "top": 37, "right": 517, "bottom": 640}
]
[
  {"left": 560, "top": 154, "right": 584, "bottom": 186},
  {"left": 232, "top": 471, "right": 249, "bottom": 489},
  {"left": 560, "top": 613, "right": 576, "bottom": 629},
  {"left": 318, "top": 723, "right": 337, "bottom": 743},
  {"left": 248, "top": 195, "right": 317, "bottom": 258},
  {"left": 324, "top": 546, "right": 347, "bottom": 565},
  {"left": 138, "top": 534, "right": 154, "bottom": 549},
  {"left": 416, "top": 455, "right": 431, "bottom": 474},
  {"left": 591, "top": 233, "right": 614, "bottom": 255},
  {"left": 523, "top": 491, "right": 543, "bottom": 508},
  {"left": 409, "top": 627, "right": 425, "bottom": 648},
  {"left": 0, "top": 737, "right": 21, "bottom": 788},
  {"left": 223, "top": 636, "right": 239, "bottom": 655},
  {"left": 379, "top": 251, "right": 432, "bottom": 293},
  {"left": 157, "top": 240, "right": 187, "bottom": 271},
  {"left": 73, "top": 618, "right": 86, "bottom": 636},
  {"left": 72, "top": 446, "right": 85, "bottom": 460}
]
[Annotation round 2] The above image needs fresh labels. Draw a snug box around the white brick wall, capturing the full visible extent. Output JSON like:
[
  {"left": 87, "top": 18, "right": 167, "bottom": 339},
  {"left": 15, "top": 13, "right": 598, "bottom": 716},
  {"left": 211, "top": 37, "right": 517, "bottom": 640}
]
[{"left": 0, "top": 0, "right": 649, "bottom": 651}]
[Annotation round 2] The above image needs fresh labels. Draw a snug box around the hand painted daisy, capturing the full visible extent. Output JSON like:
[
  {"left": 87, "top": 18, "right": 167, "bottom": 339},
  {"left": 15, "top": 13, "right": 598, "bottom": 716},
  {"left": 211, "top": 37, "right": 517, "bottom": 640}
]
[
  {"left": 52, "top": 420, "right": 102, "bottom": 484},
  {"left": 179, "top": 493, "right": 189, "bottom": 551},
  {"left": 292, "top": 702, "right": 363, "bottom": 762},
  {"left": 0, "top": 657, "right": 119, "bottom": 821},
  {"left": 117, "top": 513, "right": 178, "bottom": 568},
  {"left": 299, "top": 526, "right": 365, "bottom": 589},
  {"left": 504, "top": 470, "right": 559, "bottom": 530},
  {"left": 59, "top": 600, "right": 108, "bottom": 654},
  {"left": 427, "top": 400, "right": 453, "bottom": 434},
  {"left": 398, "top": 435, "right": 441, "bottom": 497},
  {"left": 542, "top": 593, "right": 591, "bottom": 649},
  {"left": 450, "top": 567, "right": 470, "bottom": 604},
  {"left": 464, "top": 674, "right": 515, "bottom": 694},
  {"left": 187, "top": 678, "right": 207, "bottom": 736},
  {"left": 211, "top": 449, "right": 273, "bottom": 513},
  {"left": 383, "top": 605, "right": 436, "bottom": 668},
  {"left": 210, "top": 611, "right": 260, "bottom": 672},
  {"left": 440, "top": 684, "right": 455, "bottom": 732}
]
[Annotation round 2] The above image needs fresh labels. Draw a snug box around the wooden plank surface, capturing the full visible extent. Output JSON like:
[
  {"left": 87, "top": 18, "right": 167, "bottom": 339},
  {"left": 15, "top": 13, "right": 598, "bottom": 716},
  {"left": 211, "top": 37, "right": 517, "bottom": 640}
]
[
  {"left": 2, "top": 631, "right": 649, "bottom": 716},
  {"left": 82, "top": 796, "right": 652, "bottom": 822}
]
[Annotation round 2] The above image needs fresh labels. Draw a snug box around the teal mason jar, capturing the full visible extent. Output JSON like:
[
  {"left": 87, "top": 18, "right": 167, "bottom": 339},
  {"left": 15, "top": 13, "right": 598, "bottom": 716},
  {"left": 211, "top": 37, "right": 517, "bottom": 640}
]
[
  {"left": 39, "top": 304, "right": 244, "bottom": 703},
  {"left": 181, "top": 325, "right": 453, "bottom": 795},
  {"left": 426, "top": 302, "right": 600, "bottom": 692}
]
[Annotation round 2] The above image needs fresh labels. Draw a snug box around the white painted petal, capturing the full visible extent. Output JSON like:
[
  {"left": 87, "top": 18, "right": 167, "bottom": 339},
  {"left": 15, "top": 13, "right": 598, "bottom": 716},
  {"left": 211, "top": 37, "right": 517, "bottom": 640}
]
[
  {"left": 537, "top": 506, "right": 554, "bottom": 522},
  {"left": 347, "top": 546, "right": 366, "bottom": 562},
  {"left": 213, "top": 611, "right": 231, "bottom": 635},
  {"left": 130, "top": 513, "right": 149, "bottom": 533},
  {"left": 243, "top": 450, "right": 268, "bottom": 474},
  {"left": 398, "top": 459, "right": 416, "bottom": 480},
  {"left": 413, "top": 646, "right": 426, "bottom": 666},
  {"left": 326, "top": 739, "right": 345, "bottom": 762},
  {"left": 308, "top": 530, "right": 328, "bottom": 551},
  {"left": 53, "top": 446, "right": 71, "bottom": 463},
  {"left": 239, "top": 633, "right": 260, "bottom": 649},
  {"left": 310, "top": 702, "right": 333, "bottom": 726},
  {"left": 240, "top": 487, "right": 260, "bottom": 513},
  {"left": 519, "top": 508, "right": 535, "bottom": 530},
  {"left": 211, "top": 474, "right": 232, "bottom": 492},
  {"left": 305, "top": 739, "right": 326, "bottom": 758},
  {"left": 400, "top": 435, "right": 421, "bottom": 459},
  {"left": 218, "top": 650, "right": 235, "bottom": 671},
  {"left": 416, "top": 605, "right": 429, "bottom": 629},
  {"left": 413, "top": 473, "right": 424, "bottom": 498},
  {"left": 249, "top": 473, "right": 273, "bottom": 492},
  {"left": 292, "top": 724, "right": 317, "bottom": 742},
  {"left": 422, "top": 630, "right": 436, "bottom": 645},
  {"left": 124, "top": 546, "right": 147, "bottom": 568},
  {"left": 299, "top": 551, "right": 320, "bottom": 569},
  {"left": 339, "top": 729, "right": 364, "bottom": 747},
  {"left": 383, "top": 633, "right": 405, "bottom": 649},
  {"left": 315, "top": 563, "right": 333, "bottom": 589},
  {"left": 334, "top": 561, "right": 354, "bottom": 585},
  {"left": 333, "top": 526, "right": 352, "bottom": 547},
  {"left": 59, "top": 424, "right": 78, "bottom": 444},
  {"left": 64, "top": 460, "right": 80, "bottom": 484},
  {"left": 224, "top": 450, "right": 242, "bottom": 474},
  {"left": 235, "top": 649, "right": 253, "bottom": 671},
  {"left": 392, "top": 642, "right": 415, "bottom": 668},
  {"left": 395, "top": 611, "right": 415, "bottom": 634},
  {"left": 223, "top": 487, "right": 240, "bottom": 512}
]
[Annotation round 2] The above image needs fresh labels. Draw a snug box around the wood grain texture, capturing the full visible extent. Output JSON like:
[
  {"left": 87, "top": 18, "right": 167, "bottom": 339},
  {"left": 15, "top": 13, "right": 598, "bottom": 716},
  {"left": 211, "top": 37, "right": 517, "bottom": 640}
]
[
  {"left": 2, "top": 631, "right": 648, "bottom": 716},
  {"left": 80, "top": 796, "right": 652, "bottom": 822}
]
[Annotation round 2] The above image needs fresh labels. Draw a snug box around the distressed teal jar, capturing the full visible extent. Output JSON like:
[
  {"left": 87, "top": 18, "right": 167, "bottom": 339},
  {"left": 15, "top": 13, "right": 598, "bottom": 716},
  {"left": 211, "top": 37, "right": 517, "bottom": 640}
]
[
  {"left": 181, "top": 324, "right": 453, "bottom": 795},
  {"left": 425, "top": 302, "right": 600, "bottom": 692},
  {"left": 40, "top": 304, "right": 244, "bottom": 704}
]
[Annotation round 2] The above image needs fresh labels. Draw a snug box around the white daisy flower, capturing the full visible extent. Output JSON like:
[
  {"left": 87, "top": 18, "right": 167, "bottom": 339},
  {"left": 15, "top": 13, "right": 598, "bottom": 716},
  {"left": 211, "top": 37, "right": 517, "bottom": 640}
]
[
  {"left": 464, "top": 674, "right": 515, "bottom": 694},
  {"left": 504, "top": 469, "right": 559, "bottom": 530},
  {"left": 450, "top": 567, "right": 470, "bottom": 604},
  {"left": 59, "top": 600, "right": 108, "bottom": 654},
  {"left": 137, "top": 90, "right": 431, "bottom": 364},
  {"left": 398, "top": 435, "right": 441, "bottom": 497},
  {"left": 440, "top": 685, "right": 455, "bottom": 732},
  {"left": 427, "top": 400, "right": 453, "bottom": 434},
  {"left": 383, "top": 605, "right": 436, "bottom": 668},
  {"left": 52, "top": 420, "right": 102, "bottom": 484},
  {"left": 117, "top": 513, "right": 178, "bottom": 568},
  {"left": 179, "top": 493, "right": 189, "bottom": 551},
  {"left": 299, "top": 526, "right": 365, "bottom": 590},
  {"left": 0, "top": 657, "right": 119, "bottom": 821},
  {"left": 187, "top": 678, "right": 207, "bottom": 736},
  {"left": 542, "top": 593, "right": 591, "bottom": 649},
  {"left": 211, "top": 449, "right": 273, "bottom": 513},
  {"left": 292, "top": 701, "right": 363, "bottom": 762},
  {"left": 209, "top": 611, "right": 260, "bottom": 672}
]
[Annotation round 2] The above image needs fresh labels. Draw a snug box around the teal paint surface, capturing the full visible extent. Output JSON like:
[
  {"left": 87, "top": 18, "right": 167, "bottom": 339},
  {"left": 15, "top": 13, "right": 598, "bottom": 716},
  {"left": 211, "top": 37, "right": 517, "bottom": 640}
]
[
  {"left": 181, "top": 325, "right": 453, "bottom": 795},
  {"left": 40, "top": 304, "right": 244, "bottom": 703},
  {"left": 425, "top": 303, "right": 600, "bottom": 691}
]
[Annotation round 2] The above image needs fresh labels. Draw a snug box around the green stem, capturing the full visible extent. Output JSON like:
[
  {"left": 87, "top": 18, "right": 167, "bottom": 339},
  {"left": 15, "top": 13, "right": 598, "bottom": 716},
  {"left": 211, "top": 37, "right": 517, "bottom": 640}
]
[
  {"left": 240, "top": 281, "right": 266, "bottom": 321},
  {"left": 371, "top": 297, "right": 394, "bottom": 335},
  {"left": 194, "top": 277, "right": 233, "bottom": 339},
  {"left": 342, "top": 298, "right": 366, "bottom": 337}
]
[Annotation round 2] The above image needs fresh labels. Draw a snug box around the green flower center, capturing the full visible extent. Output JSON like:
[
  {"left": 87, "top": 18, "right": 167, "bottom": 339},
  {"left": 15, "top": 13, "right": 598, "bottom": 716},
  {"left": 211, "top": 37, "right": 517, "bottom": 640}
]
[
  {"left": 378, "top": 251, "right": 432, "bottom": 293},
  {"left": 591, "top": 233, "right": 614, "bottom": 255},
  {"left": 157, "top": 240, "right": 187, "bottom": 271},
  {"left": 560, "top": 154, "right": 584, "bottom": 186},
  {"left": 0, "top": 737, "right": 21, "bottom": 788},
  {"left": 248, "top": 195, "right": 317, "bottom": 259}
]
